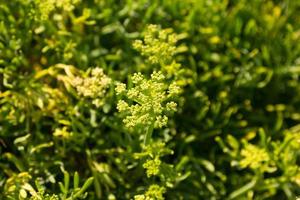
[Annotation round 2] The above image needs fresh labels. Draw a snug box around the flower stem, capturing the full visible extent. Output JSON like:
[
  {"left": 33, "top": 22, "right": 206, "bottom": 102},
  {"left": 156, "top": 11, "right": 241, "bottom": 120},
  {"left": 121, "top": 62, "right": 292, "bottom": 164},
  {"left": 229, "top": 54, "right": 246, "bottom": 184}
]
[{"left": 144, "top": 122, "right": 154, "bottom": 146}]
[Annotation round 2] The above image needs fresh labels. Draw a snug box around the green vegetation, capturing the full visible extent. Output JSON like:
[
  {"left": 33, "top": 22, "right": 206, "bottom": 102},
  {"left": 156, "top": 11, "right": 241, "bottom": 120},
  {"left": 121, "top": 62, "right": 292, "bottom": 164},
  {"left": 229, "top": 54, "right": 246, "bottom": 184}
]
[{"left": 1, "top": 0, "right": 300, "bottom": 199}]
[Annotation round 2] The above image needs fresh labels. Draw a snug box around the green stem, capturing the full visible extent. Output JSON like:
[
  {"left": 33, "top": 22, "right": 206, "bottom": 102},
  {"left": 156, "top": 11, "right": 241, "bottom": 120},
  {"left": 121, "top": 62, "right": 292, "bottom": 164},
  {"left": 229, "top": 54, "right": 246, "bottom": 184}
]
[{"left": 144, "top": 122, "right": 154, "bottom": 146}]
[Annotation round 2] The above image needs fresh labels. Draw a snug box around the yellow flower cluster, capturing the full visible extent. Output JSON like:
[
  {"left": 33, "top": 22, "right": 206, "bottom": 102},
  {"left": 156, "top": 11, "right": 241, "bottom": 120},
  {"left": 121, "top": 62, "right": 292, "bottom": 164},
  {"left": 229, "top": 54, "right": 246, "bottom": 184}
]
[
  {"left": 134, "top": 142, "right": 173, "bottom": 178},
  {"left": 133, "top": 25, "right": 178, "bottom": 66},
  {"left": 116, "top": 71, "right": 180, "bottom": 129},
  {"left": 240, "top": 143, "right": 270, "bottom": 170},
  {"left": 55, "top": 0, "right": 80, "bottom": 11},
  {"left": 35, "top": 0, "right": 80, "bottom": 20},
  {"left": 72, "top": 67, "right": 111, "bottom": 107},
  {"left": 134, "top": 184, "right": 166, "bottom": 200},
  {"left": 143, "top": 157, "right": 161, "bottom": 177}
]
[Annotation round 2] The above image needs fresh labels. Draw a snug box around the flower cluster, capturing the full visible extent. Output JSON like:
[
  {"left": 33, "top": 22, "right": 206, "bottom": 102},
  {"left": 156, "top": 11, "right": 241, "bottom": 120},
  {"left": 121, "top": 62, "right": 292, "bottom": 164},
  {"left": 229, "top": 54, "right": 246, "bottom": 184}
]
[
  {"left": 134, "top": 184, "right": 166, "bottom": 200},
  {"left": 72, "top": 67, "right": 111, "bottom": 107},
  {"left": 133, "top": 25, "right": 178, "bottom": 65},
  {"left": 143, "top": 158, "right": 161, "bottom": 177},
  {"left": 115, "top": 71, "right": 180, "bottom": 130},
  {"left": 55, "top": 0, "right": 80, "bottom": 11},
  {"left": 134, "top": 142, "right": 173, "bottom": 178},
  {"left": 239, "top": 143, "right": 270, "bottom": 170},
  {"left": 35, "top": 0, "right": 80, "bottom": 20}
]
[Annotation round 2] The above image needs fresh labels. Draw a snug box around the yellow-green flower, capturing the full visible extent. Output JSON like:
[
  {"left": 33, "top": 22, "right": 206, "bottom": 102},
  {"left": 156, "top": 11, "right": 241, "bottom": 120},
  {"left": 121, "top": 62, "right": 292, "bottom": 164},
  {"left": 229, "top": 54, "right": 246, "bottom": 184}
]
[
  {"left": 133, "top": 25, "right": 178, "bottom": 66},
  {"left": 134, "top": 184, "right": 166, "bottom": 200},
  {"left": 115, "top": 71, "right": 179, "bottom": 129},
  {"left": 143, "top": 157, "right": 161, "bottom": 177},
  {"left": 72, "top": 67, "right": 111, "bottom": 107},
  {"left": 240, "top": 143, "right": 270, "bottom": 170},
  {"left": 35, "top": 0, "right": 80, "bottom": 20}
]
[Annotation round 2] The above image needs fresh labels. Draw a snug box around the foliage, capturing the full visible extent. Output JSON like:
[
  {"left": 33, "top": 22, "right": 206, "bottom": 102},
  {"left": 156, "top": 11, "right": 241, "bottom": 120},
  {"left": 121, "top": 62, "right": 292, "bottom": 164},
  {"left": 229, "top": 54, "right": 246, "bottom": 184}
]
[{"left": 1, "top": 0, "right": 300, "bottom": 199}]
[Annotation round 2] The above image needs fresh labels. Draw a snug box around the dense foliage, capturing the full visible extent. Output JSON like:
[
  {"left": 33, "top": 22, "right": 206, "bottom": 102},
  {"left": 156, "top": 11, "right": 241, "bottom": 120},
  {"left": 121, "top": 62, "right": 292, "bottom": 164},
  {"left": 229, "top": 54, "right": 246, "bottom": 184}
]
[{"left": 1, "top": 0, "right": 300, "bottom": 199}]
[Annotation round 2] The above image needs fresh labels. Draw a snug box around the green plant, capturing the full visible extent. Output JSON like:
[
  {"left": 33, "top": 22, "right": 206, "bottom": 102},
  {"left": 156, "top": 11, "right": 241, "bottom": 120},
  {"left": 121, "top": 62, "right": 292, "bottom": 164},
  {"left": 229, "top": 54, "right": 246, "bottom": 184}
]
[
  {"left": 2, "top": 169, "right": 93, "bottom": 200},
  {"left": 1, "top": 0, "right": 300, "bottom": 199}
]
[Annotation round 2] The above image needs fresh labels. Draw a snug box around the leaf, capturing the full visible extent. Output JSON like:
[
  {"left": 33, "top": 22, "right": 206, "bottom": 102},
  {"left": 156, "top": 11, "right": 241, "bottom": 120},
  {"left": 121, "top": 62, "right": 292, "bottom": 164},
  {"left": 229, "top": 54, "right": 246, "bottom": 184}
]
[
  {"left": 71, "top": 177, "right": 94, "bottom": 199},
  {"left": 3, "top": 153, "right": 25, "bottom": 172},
  {"left": 14, "top": 134, "right": 31, "bottom": 145},
  {"left": 197, "top": 159, "right": 215, "bottom": 173},
  {"left": 30, "top": 142, "right": 54, "bottom": 154},
  {"left": 73, "top": 172, "right": 79, "bottom": 189},
  {"left": 228, "top": 178, "right": 257, "bottom": 199}
]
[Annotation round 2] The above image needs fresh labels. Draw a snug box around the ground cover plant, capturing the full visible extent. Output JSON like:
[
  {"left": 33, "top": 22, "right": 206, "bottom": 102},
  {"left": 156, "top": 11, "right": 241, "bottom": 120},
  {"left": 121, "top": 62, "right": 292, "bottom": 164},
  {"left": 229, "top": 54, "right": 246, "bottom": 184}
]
[{"left": 1, "top": 0, "right": 300, "bottom": 199}]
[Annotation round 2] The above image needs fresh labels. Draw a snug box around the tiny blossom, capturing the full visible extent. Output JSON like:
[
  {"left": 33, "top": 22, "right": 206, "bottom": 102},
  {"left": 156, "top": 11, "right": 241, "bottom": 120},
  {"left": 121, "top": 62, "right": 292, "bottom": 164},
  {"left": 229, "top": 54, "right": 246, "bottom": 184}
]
[
  {"left": 166, "top": 102, "right": 177, "bottom": 112},
  {"left": 151, "top": 71, "right": 165, "bottom": 81},
  {"left": 168, "top": 82, "right": 181, "bottom": 97},
  {"left": 240, "top": 143, "right": 270, "bottom": 170},
  {"left": 36, "top": 0, "right": 55, "bottom": 20},
  {"left": 115, "top": 71, "right": 179, "bottom": 129},
  {"left": 132, "top": 72, "right": 144, "bottom": 84},
  {"left": 35, "top": 0, "right": 80, "bottom": 20},
  {"left": 133, "top": 25, "right": 178, "bottom": 66},
  {"left": 164, "top": 61, "right": 181, "bottom": 76},
  {"left": 117, "top": 100, "right": 129, "bottom": 112},
  {"left": 72, "top": 67, "right": 111, "bottom": 107},
  {"left": 115, "top": 82, "right": 126, "bottom": 95},
  {"left": 143, "top": 157, "right": 161, "bottom": 177},
  {"left": 145, "top": 185, "right": 166, "bottom": 200},
  {"left": 72, "top": 77, "right": 83, "bottom": 86},
  {"left": 55, "top": 0, "right": 80, "bottom": 11},
  {"left": 154, "top": 115, "right": 168, "bottom": 128},
  {"left": 134, "top": 195, "right": 146, "bottom": 200},
  {"left": 133, "top": 141, "right": 173, "bottom": 184},
  {"left": 134, "top": 142, "right": 173, "bottom": 162},
  {"left": 134, "top": 185, "right": 166, "bottom": 200},
  {"left": 127, "top": 88, "right": 140, "bottom": 100}
]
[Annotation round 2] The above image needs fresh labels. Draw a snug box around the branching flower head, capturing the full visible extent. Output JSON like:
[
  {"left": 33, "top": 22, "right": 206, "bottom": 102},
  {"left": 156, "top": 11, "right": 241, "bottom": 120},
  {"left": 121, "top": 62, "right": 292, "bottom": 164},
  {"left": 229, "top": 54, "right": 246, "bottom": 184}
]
[
  {"left": 134, "top": 142, "right": 174, "bottom": 159},
  {"left": 134, "top": 142, "right": 173, "bottom": 178},
  {"left": 240, "top": 143, "right": 271, "bottom": 171},
  {"left": 35, "top": 0, "right": 80, "bottom": 20},
  {"left": 133, "top": 25, "right": 178, "bottom": 66},
  {"left": 143, "top": 157, "right": 161, "bottom": 177},
  {"left": 72, "top": 67, "right": 111, "bottom": 107},
  {"left": 134, "top": 184, "right": 166, "bottom": 200},
  {"left": 115, "top": 71, "right": 180, "bottom": 130},
  {"left": 133, "top": 25, "right": 186, "bottom": 80}
]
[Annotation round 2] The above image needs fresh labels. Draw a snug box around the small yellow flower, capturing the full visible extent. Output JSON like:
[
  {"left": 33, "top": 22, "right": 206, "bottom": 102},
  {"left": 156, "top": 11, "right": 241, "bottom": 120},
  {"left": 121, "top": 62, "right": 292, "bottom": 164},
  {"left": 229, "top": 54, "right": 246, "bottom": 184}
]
[
  {"left": 116, "top": 71, "right": 180, "bottom": 129},
  {"left": 133, "top": 25, "right": 178, "bottom": 66},
  {"left": 143, "top": 157, "right": 161, "bottom": 177},
  {"left": 72, "top": 67, "right": 111, "bottom": 107},
  {"left": 240, "top": 143, "right": 270, "bottom": 170}
]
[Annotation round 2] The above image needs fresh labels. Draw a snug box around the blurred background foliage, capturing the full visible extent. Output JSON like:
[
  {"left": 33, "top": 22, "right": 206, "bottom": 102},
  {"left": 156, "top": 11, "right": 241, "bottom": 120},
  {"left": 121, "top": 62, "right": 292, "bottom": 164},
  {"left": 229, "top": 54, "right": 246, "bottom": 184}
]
[{"left": 1, "top": 0, "right": 300, "bottom": 199}]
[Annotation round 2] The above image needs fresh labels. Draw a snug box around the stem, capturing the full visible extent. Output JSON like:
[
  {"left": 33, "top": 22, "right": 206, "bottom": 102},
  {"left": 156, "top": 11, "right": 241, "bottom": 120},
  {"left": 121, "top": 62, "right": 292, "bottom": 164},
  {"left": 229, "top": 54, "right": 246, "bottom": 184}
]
[{"left": 144, "top": 122, "right": 154, "bottom": 146}]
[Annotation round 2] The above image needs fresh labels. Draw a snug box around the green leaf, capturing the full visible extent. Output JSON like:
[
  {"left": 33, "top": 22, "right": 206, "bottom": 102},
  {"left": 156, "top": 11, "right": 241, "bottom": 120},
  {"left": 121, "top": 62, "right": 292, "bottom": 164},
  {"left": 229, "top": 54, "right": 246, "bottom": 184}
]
[{"left": 228, "top": 178, "right": 257, "bottom": 199}]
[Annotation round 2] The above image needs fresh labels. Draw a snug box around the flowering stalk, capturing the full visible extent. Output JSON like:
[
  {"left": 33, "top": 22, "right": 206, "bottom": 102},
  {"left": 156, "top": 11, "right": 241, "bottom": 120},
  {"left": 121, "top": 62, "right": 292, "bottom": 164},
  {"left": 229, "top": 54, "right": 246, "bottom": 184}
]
[
  {"left": 114, "top": 24, "right": 184, "bottom": 199},
  {"left": 116, "top": 45, "right": 181, "bottom": 200},
  {"left": 144, "top": 121, "right": 154, "bottom": 146}
]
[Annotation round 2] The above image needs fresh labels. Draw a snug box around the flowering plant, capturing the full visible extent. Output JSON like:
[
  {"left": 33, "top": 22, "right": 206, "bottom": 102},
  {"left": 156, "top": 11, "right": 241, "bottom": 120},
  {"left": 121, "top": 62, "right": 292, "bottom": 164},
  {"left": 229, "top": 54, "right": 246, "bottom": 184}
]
[{"left": 1, "top": 0, "right": 300, "bottom": 199}]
